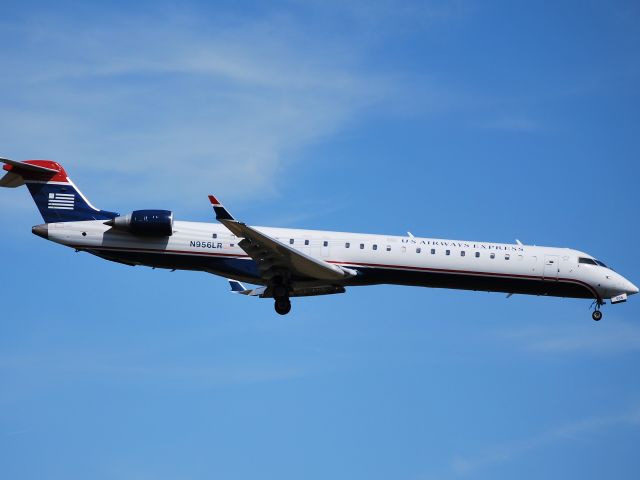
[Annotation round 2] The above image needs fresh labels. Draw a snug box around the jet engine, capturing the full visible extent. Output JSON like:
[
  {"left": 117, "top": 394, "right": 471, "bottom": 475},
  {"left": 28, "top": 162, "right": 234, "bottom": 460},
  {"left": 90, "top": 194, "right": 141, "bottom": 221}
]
[{"left": 105, "top": 210, "right": 173, "bottom": 236}]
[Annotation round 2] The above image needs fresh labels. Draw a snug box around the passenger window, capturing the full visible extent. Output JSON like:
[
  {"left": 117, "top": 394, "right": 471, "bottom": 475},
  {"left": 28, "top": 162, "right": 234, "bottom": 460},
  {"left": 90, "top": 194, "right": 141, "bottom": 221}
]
[
  {"left": 360, "top": 243, "right": 364, "bottom": 249},
  {"left": 475, "top": 252, "right": 480, "bottom": 258},
  {"left": 416, "top": 248, "right": 421, "bottom": 253},
  {"left": 289, "top": 239, "right": 294, "bottom": 245},
  {"left": 386, "top": 245, "right": 391, "bottom": 252},
  {"left": 304, "top": 239, "right": 309, "bottom": 246},
  {"left": 345, "top": 242, "right": 350, "bottom": 248},
  {"left": 373, "top": 244, "right": 378, "bottom": 250},
  {"left": 461, "top": 251, "right": 465, "bottom": 257},
  {"left": 212, "top": 233, "right": 217, "bottom": 239},
  {"left": 505, "top": 254, "right": 510, "bottom": 260},
  {"left": 446, "top": 250, "right": 450, "bottom": 256},
  {"left": 431, "top": 248, "right": 435, "bottom": 254},
  {"left": 490, "top": 253, "right": 495, "bottom": 259},
  {"left": 323, "top": 241, "right": 328, "bottom": 247}
]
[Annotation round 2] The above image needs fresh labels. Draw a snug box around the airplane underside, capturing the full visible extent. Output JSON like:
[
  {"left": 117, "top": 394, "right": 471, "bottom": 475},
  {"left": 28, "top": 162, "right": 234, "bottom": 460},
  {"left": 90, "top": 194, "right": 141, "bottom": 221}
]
[{"left": 88, "top": 248, "right": 596, "bottom": 301}]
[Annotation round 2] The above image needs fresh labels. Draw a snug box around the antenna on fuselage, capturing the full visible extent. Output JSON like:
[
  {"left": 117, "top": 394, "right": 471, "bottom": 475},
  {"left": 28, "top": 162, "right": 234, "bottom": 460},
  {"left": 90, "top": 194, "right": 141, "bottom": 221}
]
[{"left": 516, "top": 239, "right": 523, "bottom": 246}]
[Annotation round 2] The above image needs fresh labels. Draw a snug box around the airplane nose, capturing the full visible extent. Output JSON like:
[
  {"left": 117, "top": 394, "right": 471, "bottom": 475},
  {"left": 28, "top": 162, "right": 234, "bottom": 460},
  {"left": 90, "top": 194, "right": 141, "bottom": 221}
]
[
  {"left": 628, "top": 281, "right": 639, "bottom": 296},
  {"left": 32, "top": 224, "right": 49, "bottom": 239}
]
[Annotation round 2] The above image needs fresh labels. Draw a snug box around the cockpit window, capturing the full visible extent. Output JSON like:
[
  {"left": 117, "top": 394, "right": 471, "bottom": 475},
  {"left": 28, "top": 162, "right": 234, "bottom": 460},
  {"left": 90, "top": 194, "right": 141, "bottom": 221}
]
[
  {"left": 579, "top": 257, "right": 609, "bottom": 268},
  {"left": 579, "top": 257, "right": 598, "bottom": 266}
]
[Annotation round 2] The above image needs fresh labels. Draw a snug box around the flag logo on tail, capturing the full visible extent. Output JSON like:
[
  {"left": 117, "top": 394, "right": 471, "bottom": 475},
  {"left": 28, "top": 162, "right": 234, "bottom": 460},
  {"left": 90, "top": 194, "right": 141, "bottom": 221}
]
[{"left": 48, "top": 192, "right": 75, "bottom": 210}]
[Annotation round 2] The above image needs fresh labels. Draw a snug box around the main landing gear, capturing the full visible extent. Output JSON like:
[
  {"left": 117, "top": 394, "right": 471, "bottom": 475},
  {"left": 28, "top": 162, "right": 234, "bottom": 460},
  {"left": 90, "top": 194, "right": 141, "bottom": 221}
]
[
  {"left": 272, "top": 277, "right": 291, "bottom": 315},
  {"left": 591, "top": 300, "right": 604, "bottom": 321},
  {"left": 274, "top": 297, "right": 291, "bottom": 315}
]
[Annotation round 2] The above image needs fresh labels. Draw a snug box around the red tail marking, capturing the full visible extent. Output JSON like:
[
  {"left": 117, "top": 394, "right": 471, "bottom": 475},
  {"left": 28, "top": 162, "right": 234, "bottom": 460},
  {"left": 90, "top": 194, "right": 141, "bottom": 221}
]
[{"left": 17, "top": 160, "right": 69, "bottom": 183}]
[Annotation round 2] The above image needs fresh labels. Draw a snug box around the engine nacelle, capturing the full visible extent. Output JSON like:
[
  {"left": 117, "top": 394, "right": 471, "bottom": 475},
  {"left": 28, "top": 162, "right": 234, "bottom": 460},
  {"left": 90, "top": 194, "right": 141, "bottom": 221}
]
[{"left": 106, "top": 210, "right": 174, "bottom": 236}]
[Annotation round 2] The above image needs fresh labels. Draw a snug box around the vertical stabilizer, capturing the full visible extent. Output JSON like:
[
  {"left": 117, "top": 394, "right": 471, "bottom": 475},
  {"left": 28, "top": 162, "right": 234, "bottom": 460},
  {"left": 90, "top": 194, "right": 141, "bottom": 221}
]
[{"left": 1, "top": 158, "right": 118, "bottom": 222}]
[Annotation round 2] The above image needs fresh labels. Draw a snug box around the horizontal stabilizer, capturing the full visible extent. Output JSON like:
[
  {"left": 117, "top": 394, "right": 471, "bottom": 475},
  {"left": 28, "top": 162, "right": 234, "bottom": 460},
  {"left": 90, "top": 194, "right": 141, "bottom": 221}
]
[
  {"left": 1, "top": 157, "right": 59, "bottom": 174},
  {"left": 0, "top": 171, "right": 25, "bottom": 188},
  {"left": 0, "top": 157, "right": 61, "bottom": 188}
]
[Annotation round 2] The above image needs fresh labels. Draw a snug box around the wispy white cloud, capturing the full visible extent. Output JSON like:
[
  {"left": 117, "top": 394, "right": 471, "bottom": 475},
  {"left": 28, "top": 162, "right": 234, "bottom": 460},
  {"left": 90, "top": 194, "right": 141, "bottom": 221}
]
[
  {"left": 0, "top": 351, "right": 304, "bottom": 387},
  {"left": 450, "top": 405, "right": 640, "bottom": 475},
  {"left": 0, "top": 6, "right": 403, "bottom": 209},
  {"left": 499, "top": 320, "right": 640, "bottom": 355},
  {"left": 0, "top": 2, "right": 479, "bottom": 215}
]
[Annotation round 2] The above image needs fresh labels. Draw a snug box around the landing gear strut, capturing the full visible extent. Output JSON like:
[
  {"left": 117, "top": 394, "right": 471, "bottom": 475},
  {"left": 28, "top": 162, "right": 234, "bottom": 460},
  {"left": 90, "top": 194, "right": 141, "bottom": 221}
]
[
  {"left": 591, "top": 300, "right": 604, "bottom": 321},
  {"left": 271, "top": 273, "right": 291, "bottom": 315}
]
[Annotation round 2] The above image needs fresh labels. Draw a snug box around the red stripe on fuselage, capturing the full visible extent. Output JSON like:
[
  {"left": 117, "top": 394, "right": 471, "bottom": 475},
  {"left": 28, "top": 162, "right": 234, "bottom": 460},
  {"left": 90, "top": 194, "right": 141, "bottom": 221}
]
[
  {"left": 327, "top": 259, "right": 600, "bottom": 299},
  {"left": 73, "top": 244, "right": 600, "bottom": 299}
]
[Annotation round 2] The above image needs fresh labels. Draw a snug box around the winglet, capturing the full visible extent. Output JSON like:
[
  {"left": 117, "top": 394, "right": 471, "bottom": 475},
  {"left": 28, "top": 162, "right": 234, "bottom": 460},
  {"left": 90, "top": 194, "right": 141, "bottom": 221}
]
[
  {"left": 228, "top": 279, "right": 248, "bottom": 293},
  {"left": 208, "top": 195, "right": 235, "bottom": 221},
  {"left": 227, "top": 279, "right": 266, "bottom": 296}
]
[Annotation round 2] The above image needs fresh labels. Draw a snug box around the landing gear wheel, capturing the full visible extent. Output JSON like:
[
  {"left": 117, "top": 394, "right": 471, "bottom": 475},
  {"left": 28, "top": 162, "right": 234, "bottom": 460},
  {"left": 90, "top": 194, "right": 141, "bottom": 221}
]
[
  {"left": 274, "top": 298, "right": 291, "bottom": 315},
  {"left": 592, "top": 310, "right": 603, "bottom": 321}
]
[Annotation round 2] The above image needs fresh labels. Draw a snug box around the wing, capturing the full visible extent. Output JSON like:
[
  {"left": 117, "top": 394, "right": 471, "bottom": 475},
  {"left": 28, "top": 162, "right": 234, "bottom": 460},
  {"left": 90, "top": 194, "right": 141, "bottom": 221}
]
[{"left": 208, "top": 195, "right": 355, "bottom": 282}]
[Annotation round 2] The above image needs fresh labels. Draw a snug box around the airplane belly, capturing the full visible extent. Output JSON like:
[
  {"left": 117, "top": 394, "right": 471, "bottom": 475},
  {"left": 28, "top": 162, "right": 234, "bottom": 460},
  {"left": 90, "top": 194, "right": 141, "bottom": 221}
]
[
  {"left": 87, "top": 248, "right": 262, "bottom": 280},
  {"left": 342, "top": 265, "right": 596, "bottom": 299}
]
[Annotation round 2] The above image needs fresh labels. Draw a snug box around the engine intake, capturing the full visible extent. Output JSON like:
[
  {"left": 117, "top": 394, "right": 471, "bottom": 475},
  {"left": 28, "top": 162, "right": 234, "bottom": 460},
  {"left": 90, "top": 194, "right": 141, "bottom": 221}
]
[{"left": 106, "top": 210, "right": 173, "bottom": 236}]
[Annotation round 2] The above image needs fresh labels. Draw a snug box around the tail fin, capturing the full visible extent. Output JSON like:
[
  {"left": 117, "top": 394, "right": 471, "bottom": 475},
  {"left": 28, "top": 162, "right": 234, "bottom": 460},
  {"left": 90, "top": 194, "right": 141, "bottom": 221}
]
[{"left": 1, "top": 158, "right": 118, "bottom": 222}]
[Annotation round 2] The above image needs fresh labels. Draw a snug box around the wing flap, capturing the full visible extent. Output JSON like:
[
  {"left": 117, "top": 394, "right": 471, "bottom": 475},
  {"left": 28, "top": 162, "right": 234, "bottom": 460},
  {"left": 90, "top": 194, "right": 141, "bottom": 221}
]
[{"left": 228, "top": 279, "right": 345, "bottom": 298}]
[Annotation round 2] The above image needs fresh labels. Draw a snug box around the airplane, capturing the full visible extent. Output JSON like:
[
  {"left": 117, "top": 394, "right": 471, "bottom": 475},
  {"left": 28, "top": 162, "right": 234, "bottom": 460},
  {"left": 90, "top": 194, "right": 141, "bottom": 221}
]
[{"left": 1, "top": 157, "right": 637, "bottom": 320}]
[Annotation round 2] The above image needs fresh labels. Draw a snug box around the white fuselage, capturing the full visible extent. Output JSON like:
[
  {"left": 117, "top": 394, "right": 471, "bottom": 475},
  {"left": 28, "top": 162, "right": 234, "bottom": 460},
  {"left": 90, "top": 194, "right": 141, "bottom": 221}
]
[{"left": 38, "top": 220, "right": 638, "bottom": 303}]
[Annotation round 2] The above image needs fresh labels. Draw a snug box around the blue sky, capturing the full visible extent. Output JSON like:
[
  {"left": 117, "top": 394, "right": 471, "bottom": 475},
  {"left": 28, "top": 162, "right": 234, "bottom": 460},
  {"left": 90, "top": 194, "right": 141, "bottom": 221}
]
[{"left": 1, "top": 1, "right": 640, "bottom": 479}]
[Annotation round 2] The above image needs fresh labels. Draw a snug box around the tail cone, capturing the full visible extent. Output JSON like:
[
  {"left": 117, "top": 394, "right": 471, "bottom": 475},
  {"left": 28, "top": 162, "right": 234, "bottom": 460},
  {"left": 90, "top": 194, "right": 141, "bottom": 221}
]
[{"left": 32, "top": 224, "right": 49, "bottom": 239}]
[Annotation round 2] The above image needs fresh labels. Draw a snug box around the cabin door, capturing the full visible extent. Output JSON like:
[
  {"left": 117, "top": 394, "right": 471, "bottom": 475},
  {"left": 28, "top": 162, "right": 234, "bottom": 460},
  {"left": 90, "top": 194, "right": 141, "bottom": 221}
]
[{"left": 543, "top": 255, "right": 559, "bottom": 280}]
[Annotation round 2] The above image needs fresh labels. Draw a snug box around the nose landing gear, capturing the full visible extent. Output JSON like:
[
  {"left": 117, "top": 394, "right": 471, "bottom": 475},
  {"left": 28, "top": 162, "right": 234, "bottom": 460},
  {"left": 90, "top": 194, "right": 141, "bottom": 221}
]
[{"left": 591, "top": 300, "right": 604, "bottom": 321}]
